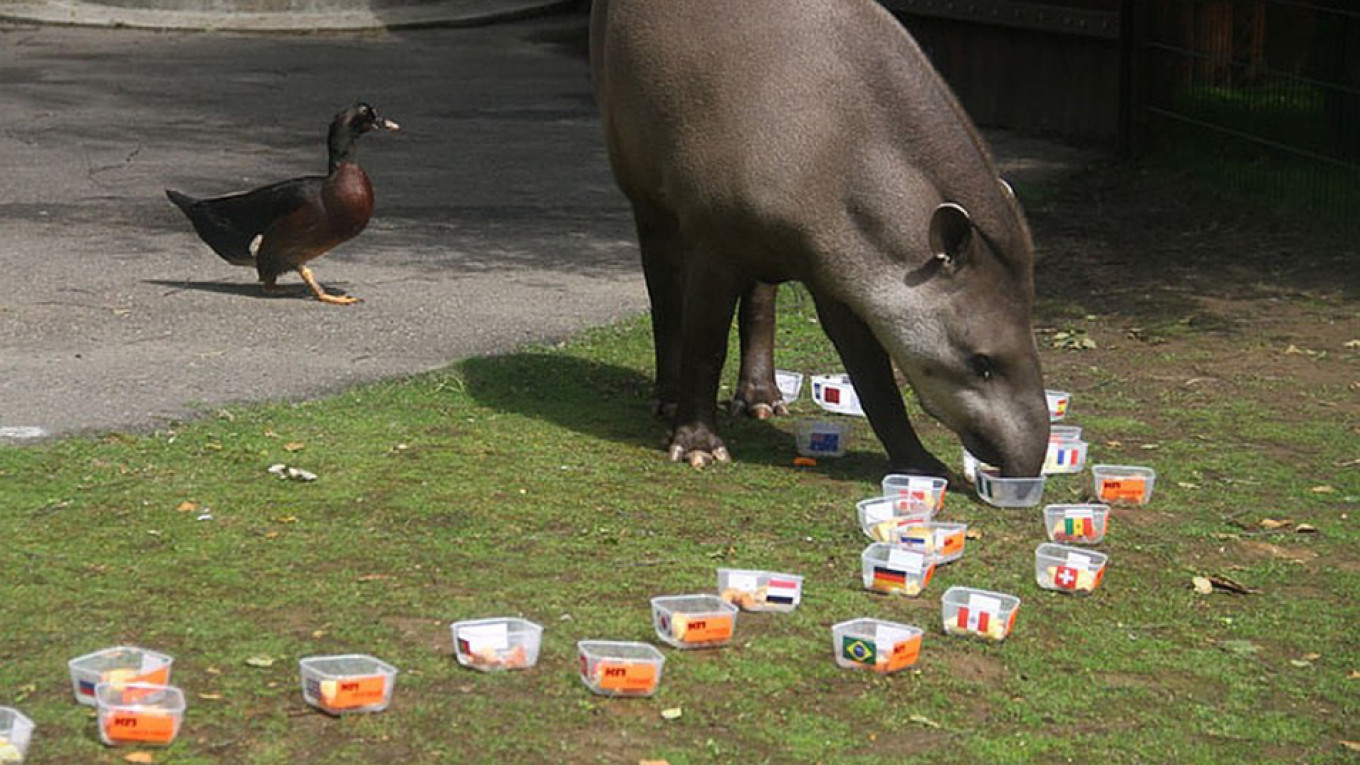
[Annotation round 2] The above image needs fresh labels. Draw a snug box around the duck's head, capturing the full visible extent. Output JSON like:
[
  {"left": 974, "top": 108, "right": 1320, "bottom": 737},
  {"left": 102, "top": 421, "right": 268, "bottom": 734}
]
[{"left": 328, "top": 103, "right": 399, "bottom": 169}]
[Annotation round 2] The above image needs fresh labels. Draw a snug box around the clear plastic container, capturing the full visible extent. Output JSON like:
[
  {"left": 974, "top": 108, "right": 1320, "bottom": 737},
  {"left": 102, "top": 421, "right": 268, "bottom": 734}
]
[
  {"left": 880, "top": 474, "right": 947, "bottom": 513},
  {"left": 860, "top": 543, "right": 935, "bottom": 596},
  {"left": 1042, "top": 439, "right": 1089, "bottom": 475},
  {"left": 716, "top": 568, "right": 803, "bottom": 612},
  {"left": 1043, "top": 504, "right": 1110, "bottom": 544},
  {"left": 651, "top": 595, "right": 739, "bottom": 649},
  {"left": 941, "top": 586, "right": 1020, "bottom": 642},
  {"left": 298, "top": 655, "right": 397, "bottom": 715},
  {"left": 1046, "top": 389, "right": 1070, "bottom": 421},
  {"left": 961, "top": 448, "right": 996, "bottom": 484},
  {"left": 857, "top": 496, "right": 933, "bottom": 542},
  {"left": 1092, "top": 464, "right": 1156, "bottom": 505},
  {"left": 94, "top": 683, "right": 184, "bottom": 747},
  {"left": 831, "top": 618, "right": 923, "bottom": 674},
  {"left": 775, "top": 370, "right": 803, "bottom": 403},
  {"left": 1050, "top": 425, "right": 1083, "bottom": 442},
  {"left": 810, "top": 374, "right": 865, "bottom": 416},
  {"left": 975, "top": 469, "right": 1047, "bottom": 507},
  {"left": 890, "top": 521, "right": 969, "bottom": 564},
  {"left": 0, "top": 707, "right": 34, "bottom": 763},
  {"left": 451, "top": 618, "right": 543, "bottom": 672},
  {"left": 577, "top": 641, "right": 665, "bottom": 697},
  {"left": 1035, "top": 543, "right": 1108, "bottom": 594},
  {"left": 795, "top": 419, "right": 851, "bottom": 458},
  {"left": 68, "top": 646, "right": 174, "bottom": 707}
]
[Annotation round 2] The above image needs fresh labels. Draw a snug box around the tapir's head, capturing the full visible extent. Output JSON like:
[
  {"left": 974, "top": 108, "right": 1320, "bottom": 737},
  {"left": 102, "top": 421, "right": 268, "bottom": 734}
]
[{"left": 866, "top": 186, "right": 1049, "bottom": 477}]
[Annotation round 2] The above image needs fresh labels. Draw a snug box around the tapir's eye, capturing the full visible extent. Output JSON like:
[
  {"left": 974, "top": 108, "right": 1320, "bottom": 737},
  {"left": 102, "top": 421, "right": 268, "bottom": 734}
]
[{"left": 969, "top": 354, "right": 995, "bottom": 381}]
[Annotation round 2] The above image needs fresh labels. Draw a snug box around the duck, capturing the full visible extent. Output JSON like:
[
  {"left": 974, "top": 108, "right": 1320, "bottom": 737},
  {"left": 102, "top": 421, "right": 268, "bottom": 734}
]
[{"left": 166, "top": 103, "right": 399, "bottom": 305}]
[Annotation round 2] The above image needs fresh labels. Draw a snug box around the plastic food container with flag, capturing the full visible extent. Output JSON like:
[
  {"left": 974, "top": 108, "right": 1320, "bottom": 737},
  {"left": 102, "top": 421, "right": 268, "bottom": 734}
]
[
  {"left": 651, "top": 595, "right": 739, "bottom": 649},
  {"left": 68, "top": 646, "right": 174, "bottom": 707},
  {"left": 941, "top": 586, "right": 1019, "bottom": 641},
  {"left": 831, "top": 618, "right": 924, "bottom": 674},
  {"left": 1042, "top": 435, "right": 1089, "bottom": 475},
  {"left": 1046, "top": 389, "right": 1070, "bottom": 421},
  {"left": 1092, "top": 464, "right": 1157, "bottom": 505},
  {"left": 1044, "top": 504, "right": 1110, "bottom": 544},
  {"left": 795, "top": 419, "right": 851, "bottom": 458},
  {"left": 880, "top": 474, "right": 947, "bottom": 513},
  {"left": 1035, "top": 543, "right": 1108, "bottom": 594},
  {"left": 0, "top": 707, "right": 34, "bottom": 763},
  {"left": 890, "top": 521, "right": 968, "bottom": 564},
  {"left": 451, "top": 617, "right": 542, "bottom": 672},
  {"left": 975, "top": 469, "right": 1046, "bottom": 508},
  {"left": 857, "top": 495, "right": 933, "bottom": 543},
  {"left": 298, "top": 655, "right": 397, "bottom": 715},
  {"left": 860, "top": 543, "right": 935, "bottom": 596},
  {"left": 94, "top": 682, "right": 185, "bottom": 748},
  {"left": 716, "top": 568, "right": 803, "bottom": 612},
  {"left": 577, "top": 640, "right": 665, "bottom": 697},
  {"left": 810, "top": 373, "right": 865, "bottom": 416}
]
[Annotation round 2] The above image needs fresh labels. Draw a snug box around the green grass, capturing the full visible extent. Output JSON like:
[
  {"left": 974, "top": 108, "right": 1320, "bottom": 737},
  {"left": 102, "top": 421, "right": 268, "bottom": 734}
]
[{"left": 1, "top": 284, "right": 1357, "bottom": 764}]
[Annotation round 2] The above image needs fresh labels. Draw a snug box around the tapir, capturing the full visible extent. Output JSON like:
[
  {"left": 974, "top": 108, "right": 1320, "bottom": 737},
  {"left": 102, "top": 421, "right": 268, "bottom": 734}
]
[{"left": 590, "top": 0, "right": 1050, "bottom": 477}]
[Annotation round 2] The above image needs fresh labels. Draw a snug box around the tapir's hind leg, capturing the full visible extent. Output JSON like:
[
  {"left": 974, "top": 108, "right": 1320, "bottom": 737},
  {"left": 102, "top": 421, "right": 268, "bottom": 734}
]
[
  {"left": 633, "top": 204, "right": 685, "bottom": 417},
  {"left": 730, "top": 282, "right": 788, "bottom": 419},
  {"left": 810, "top": 290, "right": 951, "bottom": 478}
]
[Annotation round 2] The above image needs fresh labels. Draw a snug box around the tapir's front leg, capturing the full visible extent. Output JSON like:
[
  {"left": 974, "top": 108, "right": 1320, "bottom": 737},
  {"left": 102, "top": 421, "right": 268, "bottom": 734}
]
[
  {"left": 811, "top": 291, "right": 951, "bottom": 478},
  {"left": 634, "top": 205, "right": 685, "bottom": 417},
  {"left": 730, "top": 282, "right": 788, "bottom": 419},
  {"left": 669, "top": 258, "right": 743, "bottom": 468}
]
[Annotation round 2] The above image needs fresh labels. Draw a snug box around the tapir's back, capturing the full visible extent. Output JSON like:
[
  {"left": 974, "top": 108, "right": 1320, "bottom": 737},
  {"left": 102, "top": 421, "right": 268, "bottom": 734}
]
[{"left": 590, "top": 0, "right": 1016, "bottom": 256}]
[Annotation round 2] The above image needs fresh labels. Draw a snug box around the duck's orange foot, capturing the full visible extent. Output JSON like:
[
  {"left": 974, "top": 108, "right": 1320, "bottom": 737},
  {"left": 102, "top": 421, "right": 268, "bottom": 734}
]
[{"left": 298, "top": 265, "right": 362, "bottom": 306}]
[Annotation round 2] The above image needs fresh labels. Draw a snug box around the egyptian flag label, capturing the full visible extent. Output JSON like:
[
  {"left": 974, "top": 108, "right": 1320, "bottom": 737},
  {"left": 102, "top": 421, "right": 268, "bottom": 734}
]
[{"left": 765, "top": 576, "right": 801, "bottom": 606}]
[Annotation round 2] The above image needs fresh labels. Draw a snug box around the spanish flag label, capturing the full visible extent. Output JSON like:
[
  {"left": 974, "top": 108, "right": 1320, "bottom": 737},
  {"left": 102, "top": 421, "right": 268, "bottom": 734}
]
[
  {"left": 678, "top": 614, "right": 734, "bottom": 643},
  {"left": 104, "top": 711, "right": 176, "bottom": 744},
  {"left": 1100, "top": 477, "right": 1147, "bottom": 502},
  {"left": 596, "top": 661, "right": 657, "bottom": 693},
  {"left": 321, "top": 675, "right": 387, "bottom": 709}
]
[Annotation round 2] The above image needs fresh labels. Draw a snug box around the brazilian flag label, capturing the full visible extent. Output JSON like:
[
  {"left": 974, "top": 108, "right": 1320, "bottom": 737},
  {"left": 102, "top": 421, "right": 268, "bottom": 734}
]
[{"left": 841, "top": 635, "right": 876, "bottom": 665}]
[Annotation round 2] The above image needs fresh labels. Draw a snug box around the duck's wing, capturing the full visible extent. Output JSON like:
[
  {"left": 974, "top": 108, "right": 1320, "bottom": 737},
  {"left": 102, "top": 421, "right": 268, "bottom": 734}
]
[{"left": 167, "top": 176, "right": 325, "bottom": 265}]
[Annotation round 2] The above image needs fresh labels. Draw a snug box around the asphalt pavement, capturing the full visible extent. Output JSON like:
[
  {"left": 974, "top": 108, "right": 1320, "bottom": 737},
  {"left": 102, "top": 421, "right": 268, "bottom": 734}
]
[
  {"left": 0, "top": 10, "right": 650, "bottom": 441},
  {"left": 0, "top": 9, "right": 1095, "bottom": 444}
]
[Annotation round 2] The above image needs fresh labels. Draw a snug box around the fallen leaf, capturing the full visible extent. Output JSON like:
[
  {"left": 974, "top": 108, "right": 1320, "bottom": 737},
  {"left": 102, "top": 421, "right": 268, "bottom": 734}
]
[
  {"left": 1296, "top": 524, "right": 1318, "bottom": 534},
  {"left": 1310, "top": 485, "right": 1336, "bottom": 493},
  {"left": 1139, "top": 443, "right": 1161, "bottom": 450},
  {"left": 1177, "top": 481, "right": 1199, "bottom": 489},
  {"left": 1349, "top": 670, "right": 1360, "bottom": 680},
  {"left": 1341, "top": 741, "right": 1360, "bottom": 753},
  {"left": 245, "top": 655, "right": 275, "bottom": 668},
  {"left": 206, "top": 666, "right": 221, "bottom": 675},
  {"left": 197, "top": 692, "right": 223, "bottom": 700},
  {"left": 1218, "top": 639, "right": 1261, "bottom": 656},
  {"left": 1105, "top": 440, "right": 1123, "bottom": 448},
  {"left": 908, "top": 713, "right": 941, "bottom": 729},
  {"left": 175, "top": 500, "right": 199, "bottom": 513},
  {"left": 1343, "top": 339, "right": 1360, "bottom": 349},
  {"left": 639, "top": 760, "right": 670, "bottom": 765},
  {"left": 264, "top": 531, "right": 280, "bottom": 539},
  {"left": 660, "top": 707, "right": 682, "bottom": 720},
  {"left": 1192, "top": 576, "right": 1213, "bottom": 594},
  {"left": 1258, "top": 518, "right": 1292, "bottom": 530},
  {"left": 273, "top": 515, "right": 298, "bottom": 524},
  {"left": 965, "top": 528, "right": 983, "bottom": 540},
  {"left": 283, "top": 442, "right": 306, "bottom": 452},
  {"left": 1207, "top": 575, "right": 1261, "bottom": 595},
  {"left": 1304, "top": 652, "right": 1322, "bottom": 661},
  {"left": 1289, "top": 659, "right": 1312, "bottom": 668},
  {"left": 356, "top": 574, "right": 393, "bottom": 582},
  {"left": 124, "top": 752, "right": 155, "bottom": 764},
  {"left": 312, "top": 630, "right": 327, "bottom": 639}
]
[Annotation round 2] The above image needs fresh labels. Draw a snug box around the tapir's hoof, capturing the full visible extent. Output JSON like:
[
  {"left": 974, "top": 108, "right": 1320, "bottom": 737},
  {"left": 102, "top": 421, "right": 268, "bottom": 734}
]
[
  {"left": 729, "top": 398, "right": 790, "bottom": 420},
  {"left": 667, "top": 443, "right": 731, "bottom": 468}
]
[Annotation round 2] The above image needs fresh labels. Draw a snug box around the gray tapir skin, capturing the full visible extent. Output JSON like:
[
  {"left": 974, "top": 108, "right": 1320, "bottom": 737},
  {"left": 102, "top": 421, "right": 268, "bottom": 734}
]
[{"left": 590, "top": 0, "right": 1049, "bottom": 476}]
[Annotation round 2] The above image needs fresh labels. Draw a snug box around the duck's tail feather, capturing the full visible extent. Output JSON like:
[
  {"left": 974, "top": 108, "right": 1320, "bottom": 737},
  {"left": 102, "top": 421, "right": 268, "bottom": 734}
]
[{"left": 165, "top": 188, "right": 258, "bottom": 267}]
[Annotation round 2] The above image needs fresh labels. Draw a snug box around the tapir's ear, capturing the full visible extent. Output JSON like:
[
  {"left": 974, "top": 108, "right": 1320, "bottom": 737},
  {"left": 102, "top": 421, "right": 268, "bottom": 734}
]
[{"left": 929, "top": 202, "right": 973, "bottom": 267}]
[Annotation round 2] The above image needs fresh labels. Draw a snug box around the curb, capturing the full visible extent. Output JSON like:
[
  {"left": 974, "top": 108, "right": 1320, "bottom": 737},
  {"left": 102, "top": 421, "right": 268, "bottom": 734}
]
[{"left": 0, "top": 0, "right": 579, "bottom": 31}]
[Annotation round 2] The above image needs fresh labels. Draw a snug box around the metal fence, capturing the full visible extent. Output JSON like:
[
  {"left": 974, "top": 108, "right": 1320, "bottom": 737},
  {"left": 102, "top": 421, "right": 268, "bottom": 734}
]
[{"left": 1133, "top": 0, "right": 1359, "bottom": 219}]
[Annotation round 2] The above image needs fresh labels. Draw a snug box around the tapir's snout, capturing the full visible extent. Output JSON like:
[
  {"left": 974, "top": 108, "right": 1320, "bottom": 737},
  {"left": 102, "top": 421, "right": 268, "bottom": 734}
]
[{"left": 960, "top": 389, "right": 1049, "bottom": 478}]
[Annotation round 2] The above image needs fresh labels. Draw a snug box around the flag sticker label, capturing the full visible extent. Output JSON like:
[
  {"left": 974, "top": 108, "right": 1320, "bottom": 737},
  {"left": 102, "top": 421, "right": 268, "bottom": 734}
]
[
  {"left": 887, "top": 547, "right": 926, "bottom": 574},
  {"left": 842, "top": 636, "right": 876, "bottom": 665},
  {"left": 104, "top": 712, "right": 176, "bottom": 744},
  {"left": 595, "top": 661, "right": 657, "bottom": 693},
  {"left": 1100, "top": 477, "right": 1147, "bottom": 502}
]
